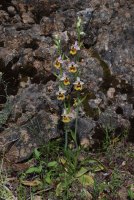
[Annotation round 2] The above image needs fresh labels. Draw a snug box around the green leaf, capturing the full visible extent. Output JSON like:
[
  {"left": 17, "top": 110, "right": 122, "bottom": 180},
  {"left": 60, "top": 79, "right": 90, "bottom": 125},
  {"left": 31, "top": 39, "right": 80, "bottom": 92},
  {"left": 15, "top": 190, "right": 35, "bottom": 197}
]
[
  {"left": 53, "top": 72, "right": 60, "bottom": 80},
  {"left": 21, "top": 179, "right": 41, "bottom": 187},
  {"left": 45, "top": 172, "right": 52, "bottom": 184},
  {"left": 54, "top": 39, "right": 59, "bottom": 45},
  {"left": 93, "top": 164, "right": 104, "bottom": 172},
  {"left": 78, "top": 174, "right": 94, "bottom": 186},
  {"left": 70, "top": 130, "right": 75, "bottom": 141},
  {"left": 56, "top": 182, "right": 64, "bottom": 196},
  {"left": 88, "top": 159, "right": 97, "bottom": 164},
  {"left": 25, "top": 166, "right": 42, "bottom": 174},
  {"left": 47, "top": 161, "right": 58, "bottom": 167},
  {"left": 34, "top": 148, "right": 41, "bottom": 160},
  {"left": 75, "top": 167, "right": 88, "bottom": 178},
  {"left": 77, "top": 95, "right": 87, "bottom": 106},
  {"left": 59, "top": 157, "right": 66, "bottom": 165}
]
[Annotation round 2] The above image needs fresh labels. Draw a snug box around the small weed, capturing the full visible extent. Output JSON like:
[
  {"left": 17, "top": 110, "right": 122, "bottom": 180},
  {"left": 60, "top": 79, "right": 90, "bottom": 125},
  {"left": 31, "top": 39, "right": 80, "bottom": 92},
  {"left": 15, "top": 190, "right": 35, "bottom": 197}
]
[
  {"left": 102, "top": 125, "right": 115, "bottom": 151},
  {"left": 92, "top": 180, "right": 109, "bottom": 200},
  {"left": 0, "top": 159, "right": 16, "bottom": 200},
  {"left": 128, "top": 184, "right": 134, "bottom": 200},
  {"left": 108, "top": 169, "right": 122, "bottom": 193},
  {"left": 92, "top": 169, "right": 123, "bottom": 199},
  {"left": 17, "top": 184, "right": 27, "bottom": 200}
]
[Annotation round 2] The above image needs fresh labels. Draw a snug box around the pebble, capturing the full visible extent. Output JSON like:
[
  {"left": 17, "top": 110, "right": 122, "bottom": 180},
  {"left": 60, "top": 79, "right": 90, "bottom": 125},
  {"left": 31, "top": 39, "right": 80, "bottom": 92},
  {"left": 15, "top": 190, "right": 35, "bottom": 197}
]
[
  {"left": 7, "top": 6, "right": 16, "bottom": 15},
  {"left": 107, "top": 87, "right": 115, "bottom": 99}
]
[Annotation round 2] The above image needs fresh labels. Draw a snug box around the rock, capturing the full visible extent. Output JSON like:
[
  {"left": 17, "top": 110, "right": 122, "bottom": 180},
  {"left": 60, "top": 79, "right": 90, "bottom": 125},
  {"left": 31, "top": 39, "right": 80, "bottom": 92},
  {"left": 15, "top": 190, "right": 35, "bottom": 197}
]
[
  {"left": 0, "top": 48, "right": 19, "bottom": 69},
  {"left": 0, "top": 10, "right": 9, "bottom": 23},
  {"left": 77, "top": 117, "right": 95, "bottom": 138},
  {"left": 22, "top": 12, "right": 35, "bottom": 24},
  {"left": 93, "top": 2, "right": 134, "bottom": 85},
  {"left": 80, "top": 137, "right": 90, "bottom": 148},
  {"left": 107, "top": 87, "right": 115, "bottom": 99},
  {"left": 7, "top": 6, "right": 16, "bottom": 15},
  {"left": 40, "top": 17, "right": 54, "bottom": 36},
  {"left": 0, "top": 83, "right": 60, "bottom": 162},
  {"left": 18, "top": 3, "right": 27, "bottom": 13},
  {"left": 33, "top": 196, "right": 42, "bottom": 200}
]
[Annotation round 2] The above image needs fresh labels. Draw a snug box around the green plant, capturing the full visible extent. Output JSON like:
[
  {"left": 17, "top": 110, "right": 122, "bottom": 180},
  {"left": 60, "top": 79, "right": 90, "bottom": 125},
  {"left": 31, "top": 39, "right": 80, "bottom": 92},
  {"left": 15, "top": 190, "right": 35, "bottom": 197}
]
[
  {"left": 108, "top": 169, "right": 122, "bottom": 193},
  {"left": 17, "top": 184, "right": 27, "bottom": 200},
  {"left": 92, "top": 169, "right": 122, "bottom": 199},
  {"left": 0, "top": 158, "right": 16, "bottom": 200},
  {"left": 102, "top": 125, "right": 115, "bottom": 151},
  {"left": 93, "top": 180, "right": 108, "bottom": 200},
  {"left": 19, "top": 138, "right": 97, "bottom": 199},
  {"left": 55, "top": 148, "right": 94, "bottom": 199},
  {"left": 24, "top": 148, "right": 43, "bottom": 175},
  {"left": 128, "top": 184, "right": 134, "bottom": 200}
]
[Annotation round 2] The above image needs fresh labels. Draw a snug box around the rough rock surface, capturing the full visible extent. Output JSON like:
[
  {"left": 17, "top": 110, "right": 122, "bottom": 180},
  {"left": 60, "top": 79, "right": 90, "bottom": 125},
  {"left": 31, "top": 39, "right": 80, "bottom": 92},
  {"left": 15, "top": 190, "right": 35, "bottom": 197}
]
[
  {"left": 0, "top": 82, "right": 59, "bottom": 162},
  {"left": 0, "top": 0, "right": 134, "bottom": 162}
]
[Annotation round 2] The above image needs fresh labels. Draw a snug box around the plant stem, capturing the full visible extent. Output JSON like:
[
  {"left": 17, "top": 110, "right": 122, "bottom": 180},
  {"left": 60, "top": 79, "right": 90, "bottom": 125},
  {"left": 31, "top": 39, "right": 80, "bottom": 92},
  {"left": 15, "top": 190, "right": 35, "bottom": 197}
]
[
  {"left": 65, "top": 126, "right": 68, "bottom": 150},
  {"left": 74, "top": 103, "right": 79, "bottom": 149},
  {"left": 78, "top": 30, "right": 81, "bottom": 47}
]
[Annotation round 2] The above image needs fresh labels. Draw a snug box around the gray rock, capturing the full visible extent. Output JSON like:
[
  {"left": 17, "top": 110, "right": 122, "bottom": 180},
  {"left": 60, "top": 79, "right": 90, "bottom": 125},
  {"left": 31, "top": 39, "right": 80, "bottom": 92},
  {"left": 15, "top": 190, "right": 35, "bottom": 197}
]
[
  {"left": 0, "top": 83, "right": 59, "bottom": 162},
  {"left": 7, "top": 6, "right": 16, "bottom": 15},
  {"left": 22, "top": 12, "right": 35, "bottom": 24}
]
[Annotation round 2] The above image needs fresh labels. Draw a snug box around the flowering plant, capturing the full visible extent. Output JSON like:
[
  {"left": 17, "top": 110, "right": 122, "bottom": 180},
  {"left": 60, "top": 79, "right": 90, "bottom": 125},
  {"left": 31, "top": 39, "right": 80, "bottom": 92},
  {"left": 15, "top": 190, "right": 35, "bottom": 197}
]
[{"left": 53, "top": 17, "right": 85, "bottom": 150}]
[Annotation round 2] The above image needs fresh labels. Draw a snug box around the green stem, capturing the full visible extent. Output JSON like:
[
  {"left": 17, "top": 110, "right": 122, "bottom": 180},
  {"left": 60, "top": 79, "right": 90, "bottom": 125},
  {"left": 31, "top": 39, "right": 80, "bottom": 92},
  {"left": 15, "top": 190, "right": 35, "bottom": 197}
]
[
  {"left": 77, "top": 27, "right": 81, "bottom": 47},
  {"left": 65, "top": 126, "right": 68, "bottom": 150},
  {"left": 58, "top": 42, "right": 62, "bottom": 56},
  {"left": 78, "top": 31, "right": 81, "bottom": 47},
  {"left": 74, "top": 102, "right": 79, "bottom": 149}
]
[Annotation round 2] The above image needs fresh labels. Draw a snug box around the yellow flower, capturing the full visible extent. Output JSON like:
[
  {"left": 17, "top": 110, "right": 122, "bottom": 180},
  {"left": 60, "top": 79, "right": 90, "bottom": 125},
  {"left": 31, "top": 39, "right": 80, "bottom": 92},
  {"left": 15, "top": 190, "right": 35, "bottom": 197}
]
[
  {"left": 73, "top": 77, "right": 84, "bottom": 91},
  {"left": 54, "top": 60, "right": 61, "bottom": 69},
  {"left": 54, "top": 56, "right": 63, "bottom": 69},
  {"left": 56, "top": 87, "right": 66, "bottom": 101},
  {"left": 64, "top": 78, "right": 70, "bottom": 85},
  {"left": 61, "top": 109, "right": 71, "bottom": 123},
  {"left": 60, "top": 73, "right": 70, "bottom": 86},
  {"left": 68, "top": 62, "right": 78, "bottom": 73},
  {"left": 70, "top": 41, "right": 80, "bottom": 55},
  {"left": 57, "top": 93, "right": 65, "bottom": 100},
  {"left": 70, "top": 47, "right": 77, "bottom": 55},
  {"left": 62, "top": 115, "right": 71, "bottom": 123},
  {"left": 61, "top": 109, "right": 76, "bottom": 123}
]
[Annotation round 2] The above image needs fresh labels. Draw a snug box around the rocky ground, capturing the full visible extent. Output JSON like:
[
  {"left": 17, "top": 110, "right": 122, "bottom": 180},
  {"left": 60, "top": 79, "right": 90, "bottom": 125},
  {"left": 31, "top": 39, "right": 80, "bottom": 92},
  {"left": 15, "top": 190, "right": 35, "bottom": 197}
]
[{"left": 0, "top": 0, "right": 134, "bottom": 199}]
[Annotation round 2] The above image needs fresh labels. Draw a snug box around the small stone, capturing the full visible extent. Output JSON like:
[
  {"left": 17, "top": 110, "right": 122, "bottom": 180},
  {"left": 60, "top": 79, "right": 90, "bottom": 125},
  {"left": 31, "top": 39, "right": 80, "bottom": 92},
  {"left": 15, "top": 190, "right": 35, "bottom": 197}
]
[
  {"left": 80, "top": 137, "right": 90, "bottom": 148},
  {"left": 122, "top": 161, "right": 126, "bottom": 166},
  {"left": 107, "top": 87, "right": 115, "bottom": 99},
  {"left": 125, "top": 12, "right": 131, "bottom": 18},
  {"left": 33, "top": 196, "right": 42, "bottom": 200},
  {"left": 40, "top": 17, "right": 54, "bottom": 36},
  {"left": 7, "top": 6, "right": 16, "bottom": 15},
  {"left": 22, "top": 12, "right": 35, "bottom": 24}
]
